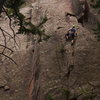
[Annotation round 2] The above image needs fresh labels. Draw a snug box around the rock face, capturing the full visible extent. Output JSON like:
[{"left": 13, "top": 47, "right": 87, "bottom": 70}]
[
  {"left": 0, "top": 6, "right": 33, "bottom": 100},
  {"left": 0, "top": 0, "right": 100, "bottom": 100},
  {"left": 29, "top": 0, "right": 100, "bottom": 100}
]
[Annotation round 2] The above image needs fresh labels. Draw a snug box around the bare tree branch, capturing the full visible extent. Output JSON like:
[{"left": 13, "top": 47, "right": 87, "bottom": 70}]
[
  {"left": 0, "top": 26, "right": 7, "bottom": 53},
  {"left": 0, "top": 44, "right": 13, "bottom": 52},
  {"left": 0, "top": 53, "right": 17, "bottom": 65},
  {"left": 0, "top": 23, "right": 16, "bottom": 65},
  {"left": 2, "top": 7, "right": 19, "bottom": 48},
  {"left": 0, "top": 27, "right": 13, "bottom": 38}
]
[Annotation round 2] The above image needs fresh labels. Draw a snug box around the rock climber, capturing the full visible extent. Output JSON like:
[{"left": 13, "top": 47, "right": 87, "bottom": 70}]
[{"left": 65, "top": 25, "right": 77, "bottom": 45}]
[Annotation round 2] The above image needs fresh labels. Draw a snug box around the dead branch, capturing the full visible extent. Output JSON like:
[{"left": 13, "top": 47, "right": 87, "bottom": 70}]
[
  {"left": 0, "top": 44, "right": 13, "bottom": 53},
  {"left": 2, "top": 7, "right": 15, "bottom": 35},
  {"left": 0, "top": 26, "right": 13, "bottom": 38},
  {"left": 0, "top": 53, "right": 17, "bottom": 65},
  {"left": 0, "top": 23, "right": 16, "bottom": 65},
  {"left": 2, "top": 7, "right": 19, "bottom": 48},
  {"left": 0, "top": 26, "right": 7, "bottom": 53}
]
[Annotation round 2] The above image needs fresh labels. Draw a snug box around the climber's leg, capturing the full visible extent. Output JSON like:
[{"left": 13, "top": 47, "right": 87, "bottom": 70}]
[{"left": 71, "top": 39, "right": 74, "bottom": 46}]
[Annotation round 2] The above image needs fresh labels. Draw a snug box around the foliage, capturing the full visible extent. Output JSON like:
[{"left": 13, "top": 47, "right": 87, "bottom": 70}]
[
  {"left": 45, "top": 94, "right": 53, "bottom": 100},
  {"left": 90, "top": 0, "right": 100, "bottom": 41},
  {"left": 4, "top": 0, "right": 49, "bottom": 40},
  {"left": 62, "top": 88, "right": 70, "bottom": 100},
  {"left": 0, "top": 0, "right": 49, "bottom": 64},
  {"left": 4, "top": 0, "right": 25, "bottom": 9},
  {"left": 90, "top": 0, "right": 100, "bottom": 9},
  {"left": 93, "top": 22, "right": 100, "bottom": 41}
]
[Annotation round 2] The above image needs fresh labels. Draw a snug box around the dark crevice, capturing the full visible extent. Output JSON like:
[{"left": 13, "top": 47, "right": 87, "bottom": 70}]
[
  {"left": 65, "top": 65, "right": 74, "bottom": 78},
  {"left": 65, "top": 12, "right": 76, "bottom": 17},
  {"left": 64, "top": 41, "right": 76, "bottom": 78},
  {"left": 77, "top": 0, "right": 89, "bottom": 25}
]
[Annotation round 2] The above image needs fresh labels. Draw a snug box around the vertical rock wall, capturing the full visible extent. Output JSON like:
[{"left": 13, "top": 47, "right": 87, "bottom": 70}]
[{"left": 29, "top": 0, "right": 100, "bottom": 100}]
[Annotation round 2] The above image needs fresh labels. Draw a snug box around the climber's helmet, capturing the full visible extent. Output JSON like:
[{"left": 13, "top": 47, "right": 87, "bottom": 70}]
[{"left": 72, "top": 25, "right": 75, "bottom": 28}]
